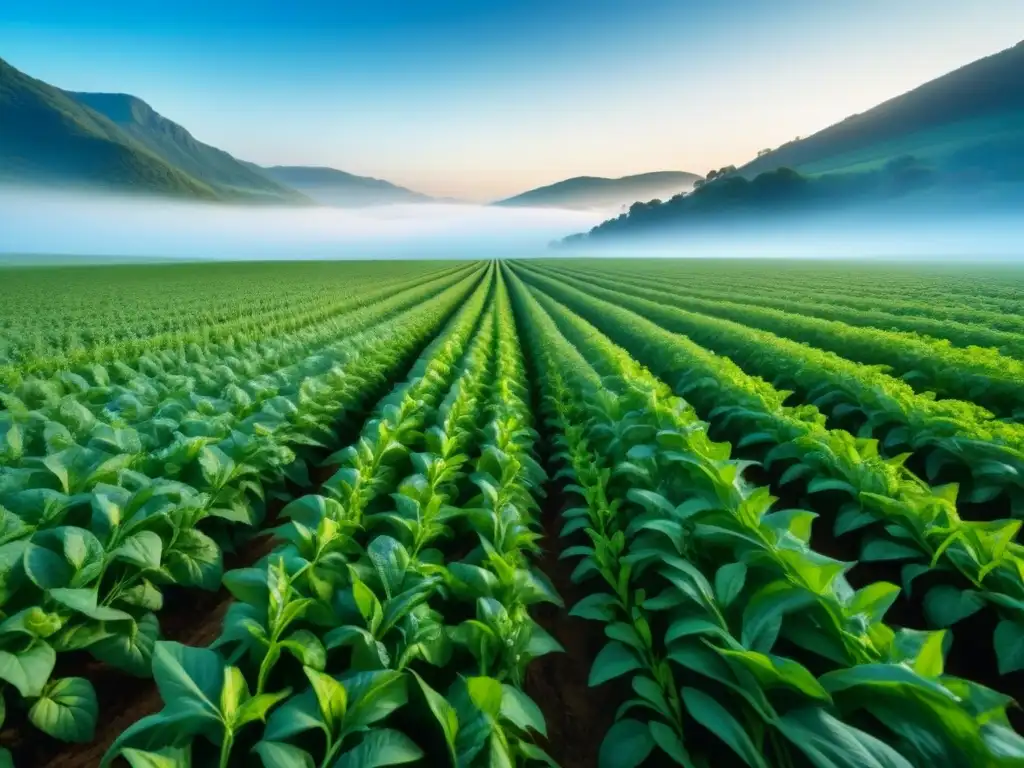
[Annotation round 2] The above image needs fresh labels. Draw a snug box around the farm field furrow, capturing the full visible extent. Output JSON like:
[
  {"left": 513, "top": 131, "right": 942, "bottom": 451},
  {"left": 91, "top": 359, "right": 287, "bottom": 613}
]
[
  {"left": 0, "top": 261, "right": 465, "bottom": 367},
  {"left": 514, "top": 262, "right": 1024, "bottom": 519},
  {"left": 511, "top": 265, "right": 1024, "bottom": 698},
  {"left": 0, "top": 262, "right": 476, "bottom": 381},
  {"left": 2, "top": 257, "right": 1024, "bottom": 768},
  {"left": 566, "top": 260, "right": 1024, "bottom": 316},
  {"left": 534, "top": 262, "right": 1024, "bottom": 419},
  {"left": 0, "top": 265, "right": 486, "bottom": 758},
  {"left": 541, "top": 262, "right": 1024, "bottom": 358},
  {"left": 504, "top": 264, "right": 1022, "bottom": 768}
]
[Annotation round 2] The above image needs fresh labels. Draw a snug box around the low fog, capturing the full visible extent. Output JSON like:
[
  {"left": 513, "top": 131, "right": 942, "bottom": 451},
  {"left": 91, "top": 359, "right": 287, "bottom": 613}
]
[
  {"left": 0, "top": 187, "right": 603, "bottom": 262},
  {"left": 1, "top": 186, "right": 1022, "bottom": 263}
]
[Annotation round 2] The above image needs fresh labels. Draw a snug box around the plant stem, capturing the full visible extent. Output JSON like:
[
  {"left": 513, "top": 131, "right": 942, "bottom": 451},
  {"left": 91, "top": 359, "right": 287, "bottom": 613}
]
[{"left": 218, "top": 731, "right": 234, "bottom": 768}]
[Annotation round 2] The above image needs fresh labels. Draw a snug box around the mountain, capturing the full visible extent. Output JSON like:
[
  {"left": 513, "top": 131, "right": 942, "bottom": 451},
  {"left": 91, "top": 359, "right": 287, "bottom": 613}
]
[
  {"left": 258, "top": 166, "right": 433, "bottom": 206},
  {"left": 0, "top": 56, "right": 219, "bottom": 199},
  {"left": 493, "top": 171, "right": 701, "bottom": 210},
  {"left": 71, "top": 92, "right": 308, "bottom": 203},
  {"left": 741, "top": 40, "right": 1024, "bottom": 179}
]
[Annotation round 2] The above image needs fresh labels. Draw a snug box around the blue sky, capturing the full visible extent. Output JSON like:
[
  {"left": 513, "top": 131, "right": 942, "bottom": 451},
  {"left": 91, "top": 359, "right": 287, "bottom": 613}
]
[{"left": 3, "top": 1, "right": 1023, "bottom": 200}]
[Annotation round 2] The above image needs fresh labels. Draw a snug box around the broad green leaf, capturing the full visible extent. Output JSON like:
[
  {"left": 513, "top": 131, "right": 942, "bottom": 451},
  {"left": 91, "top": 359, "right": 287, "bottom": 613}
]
[
  {"left": 923, "top": 586, "right": 985, "bottom": 628},
  {"left": 776, "top": 707, "right": 914, "bottom": 768},
  {"left": 150, "top": 641, "right": 224, "bottom": 722},
  {"left": 569, "top": 593, "right": 619, "bottom": 622},
  {"left": 648, "top": 721, "right": 695, "bottom": 767},
  {"left": 23, "top": 542, "right": 72, "bottom": 590},
  {"left": 714, "top": 562, "right": 747, "bottom": 608},
  {"left": 860, "top": 539, "right": 922, "bottom": 563},
  {"left": 121, "top": 746, "right": 193, "bottom": 768},
  {"left": 410, "top": 670, "right": 458, "bottom": 758},
  {"left": 681, "top": 687, "right": 767, "bottom": 768},
  {"left": 994, "top": 620, "right": 1024, "bottom": 675},
  {"left": 90, "top": 612, "right": 160, "bottom": 676},
  {"left": 304, "top": 667, "right": 348, "bottom": 732},
  {"left": 589, "top": 641, "right": 642, "bottom": 686},
  {"left": 112, "top": 532, "right": 164, "bottom": 571},
  {"left": 717, "top": 649, "right": 831, "bottom": 702},
  {"left": 466, "top": 676, "right": 503, "bottom": 718},
  {"left": 281, "top": 630, "right": 327, "bottom": 671},
  {"left": 164, "top": 529, "right": 222, "bottom": 591},
  {"left": 28, "top": 676, "right": 98, "bottom": 742},
  {"left": 49, "top": 588, "right": 134, "bottom": 622},
  {"left": 500, "top": 684, "right": 546, "bottom": 736},
  {"left": 334, "top": 728, "right": 423, "bottom": 768},
  {"left": 253, "top": 742, "right": 314, "bottom": 768},
  {"left": 367, "top": 536, "right": 410, "bottom": 600},
  {"left": 598, "top": 718, "right": 655, "bottom": 768},
  {"left": 0, "top": 639, "right": 56, "bottom": 697},
  {"left": 262, "top": 690, "right": 326, "bottom": 742},
  {"left": 341, "top": 670, "right": 408, "bottom": 730}
]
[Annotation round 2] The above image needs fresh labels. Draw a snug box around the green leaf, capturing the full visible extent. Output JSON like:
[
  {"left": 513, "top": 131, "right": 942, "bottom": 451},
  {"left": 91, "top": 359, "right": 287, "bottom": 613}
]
[
  {"left": 367, "top": 536, "right": 410, "bottom": 600},
  {"left": 664, "top": 617, "right": 727, "bottom": 644},
  {"left": 164, "top": 529, "right": 222, "bottom": 591},
  {"left": 23, "top": 542, "right": 72, "bottom": 590},
  {"left": 150, "top": 641, "right": 224, "bottom": 722},
  {"left": 253, "top": 742, "right": 315, "bottom": 768},
  {"left": 648, "top": 721, "right": 695, "bottom": 767},
  {"left": 28, "top": 677, "right": 98, "bottom": 742},
  {"left": 281, "top": 630, "right": 327, "bottom": 671},
  {"left": 91, "top": 612, "right": 160, "bottom": 676},
  {"left": 849, "top": 582, "right": 901, "bottom": 625},
  {"left": 598, "top": 718, "right": 655, "bottom": 768},
  {"left": 234, "top": 688, "right": 291, "bottom": 730},
  {"left": 681, "top": 687, "right": 767, "bottom": 768},
  {"left": 741, "top": 582, "right": 814, "bottom": 653},
  {"left": 923, "top": 586, "right": 985, "bottom": 628},
  {"left": 717, "top": 649, "right": 831, "bottom": 702},
  {"left": 500, "top": 684, "right": 546, "bottom": 736},
  {"left": 411, "top": 670, "right": 458, "bottom": 761},
  {"left": 466, "top": 676, "right": 503, "bottom": 718},
  {"left": 341, "top": 670, "right": 408, "bottom": 730},
  {"left": 569, "top": 593, "right": 619, "bottom": 622},
  {"left": 0, "top": 639, "right": 56, "bottom": 697},
  {"left": 714, "top": 562, "right": 747, "bottom": 608},
  {"left": 589, "top": 641, "right": 642, "bottom": 686},
  {"left": 860, "top": 539, "right": 922, "bottom": 563},
  {"left": 112, "top": 532, "right": 164, "bottom": 571},
  {"left": 304, "top": 667, "right": 347, "bottom": 732},
  {"left": 49, "top": 588, "right": 134, "bottom": 622},
  {"left": 352, "top": 579, "right": 384, "bottom": 634},
  {"left": 994, "top": 620, "right": 1024, "bottom": 675},
  {"left": 121, "top": 746, "right": 193, "bottom": 768},
  {"left": 334, "top": 728, "right": 424, "bottom": 768},
  {"left": 776, "top": 707, "right": 914, "bottom": 768}
]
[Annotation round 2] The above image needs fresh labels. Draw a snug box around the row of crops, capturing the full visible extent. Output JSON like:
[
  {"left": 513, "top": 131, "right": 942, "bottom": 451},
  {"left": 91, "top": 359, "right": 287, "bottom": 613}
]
[{"left": 0, "top": 257, "right": 1023, "bottom": 767}]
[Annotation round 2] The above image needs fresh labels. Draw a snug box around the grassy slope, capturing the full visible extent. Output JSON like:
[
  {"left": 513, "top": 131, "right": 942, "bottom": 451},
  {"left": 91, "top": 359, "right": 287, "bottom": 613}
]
[
  {"left": 742, "top": 41, "right": 1024, "bottom": 177},
  {"left": 493, "top": 171, "right": 702, "bottom": 209},
  {"left": 71, "top": 93, "right": 309, "bottom": 203},
  {"left": 0, "top": 58, "right": 220, "bottom": 200}
]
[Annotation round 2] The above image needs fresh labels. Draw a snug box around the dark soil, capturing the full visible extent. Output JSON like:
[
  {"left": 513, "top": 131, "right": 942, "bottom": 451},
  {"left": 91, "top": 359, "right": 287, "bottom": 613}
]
[{"left": 525, "top": 488, "right": 622, "bottom": 768}]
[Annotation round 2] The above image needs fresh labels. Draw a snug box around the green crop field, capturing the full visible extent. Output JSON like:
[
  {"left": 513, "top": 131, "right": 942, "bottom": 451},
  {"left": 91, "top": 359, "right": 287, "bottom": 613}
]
[{"left": 1, "top": 257, "right": 1023, "bottom": 768}]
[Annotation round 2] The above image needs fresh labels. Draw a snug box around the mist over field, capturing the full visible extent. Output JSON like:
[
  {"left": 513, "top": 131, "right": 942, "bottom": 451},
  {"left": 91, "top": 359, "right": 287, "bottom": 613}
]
[
  {"left": 2, "top": 186, "right": 1023, "bottom": 263},
  {"left": 0, "top": 188, "right": 603, "bottom": 261},
  {"left": 567, "top": 202, "right": 1024, "bottom": 261}
]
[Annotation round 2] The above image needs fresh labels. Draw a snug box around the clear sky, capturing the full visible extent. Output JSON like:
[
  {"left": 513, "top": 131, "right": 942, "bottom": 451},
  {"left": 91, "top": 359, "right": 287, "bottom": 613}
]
[{"left": 2, "top": 1, "right": 1023, "bottom": 201}]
